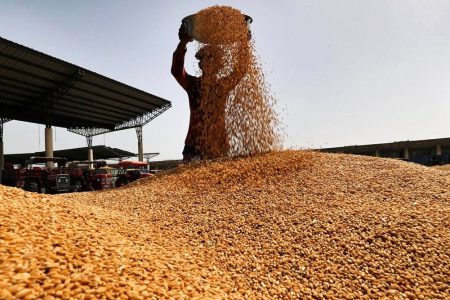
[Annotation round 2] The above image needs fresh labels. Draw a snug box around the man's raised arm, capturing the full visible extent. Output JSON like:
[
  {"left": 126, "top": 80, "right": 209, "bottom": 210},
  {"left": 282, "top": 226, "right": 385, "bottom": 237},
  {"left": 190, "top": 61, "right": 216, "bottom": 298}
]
[{"left": 171, "top": 25, "right": 193, "bottom": 90}]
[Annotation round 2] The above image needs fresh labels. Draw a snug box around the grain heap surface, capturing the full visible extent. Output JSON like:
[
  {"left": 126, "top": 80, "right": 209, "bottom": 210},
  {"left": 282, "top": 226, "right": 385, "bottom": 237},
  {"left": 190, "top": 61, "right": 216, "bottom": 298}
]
[
  {"left": 192, "top": 5, "right": 281, "bottom": 158},
  {"left": 432, "top": 164, "right": 450, "bottom": 172},
  {"left": 1, "top": 151, "right": 450, "bottom": 299}
]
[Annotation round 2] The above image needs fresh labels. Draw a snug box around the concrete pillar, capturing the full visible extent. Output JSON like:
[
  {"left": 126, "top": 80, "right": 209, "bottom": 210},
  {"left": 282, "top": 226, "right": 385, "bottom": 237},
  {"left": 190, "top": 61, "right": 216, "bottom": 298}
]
[
  {"left": 436, "top": 144, "right": 442, "bottom": 156},
  {"left": 88, "top": 148, "right": 94, "bottom": 162},
  {"left": 45, "top": 125, "right": 53, "bottom": 168},
  {"left": 86, "top": 136, "right": 93, "bottom": 169},
  {"left": 88, "top": 148, "right": 94, "bottom": 169},
  {"left": 136, "top": 126, "right": 143, "bottom": 162},
  {"left": 404, "top": 147, "right": 409, "bottom": 160},
  {"left": 138, "top": 142, "right": 143, "bottom": 162}
]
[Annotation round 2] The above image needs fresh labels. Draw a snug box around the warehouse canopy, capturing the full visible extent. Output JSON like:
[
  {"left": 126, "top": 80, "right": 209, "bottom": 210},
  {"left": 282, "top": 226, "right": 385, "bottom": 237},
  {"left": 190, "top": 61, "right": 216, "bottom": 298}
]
[
  {"left": 4, "top": 146, "right": 139, "bottom": 165},
  {"left": 0, "top": 36, "right": 171, "bottom": 135}
]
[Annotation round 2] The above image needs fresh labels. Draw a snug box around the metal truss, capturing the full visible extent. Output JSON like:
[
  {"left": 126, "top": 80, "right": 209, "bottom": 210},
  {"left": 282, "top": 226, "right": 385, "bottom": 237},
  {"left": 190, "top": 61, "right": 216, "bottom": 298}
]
[
  {"left": 114, "top": 103, "right": 171, "bottom": 131},
  {"left": 67, "top": 127, "right": 111, "bottom": 137},
  {"left": 67, "top": 103, "right": 171, "bottom": 138},
  {"left": 143, "top": 152, "right": 159, "bottom": 161}
]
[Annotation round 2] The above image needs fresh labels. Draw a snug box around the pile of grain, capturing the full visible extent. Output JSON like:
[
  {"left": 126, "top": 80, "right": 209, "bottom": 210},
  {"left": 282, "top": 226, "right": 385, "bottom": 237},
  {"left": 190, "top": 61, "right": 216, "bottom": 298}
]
[
  {"left": 1, "top": 151, "right": 449, "bottom": 298},
  {"left": 432, "top": 164, "right": 450, "bottom": 172},
  {"left": 192, "top": 6, "right": 281, "bottom": 158}
]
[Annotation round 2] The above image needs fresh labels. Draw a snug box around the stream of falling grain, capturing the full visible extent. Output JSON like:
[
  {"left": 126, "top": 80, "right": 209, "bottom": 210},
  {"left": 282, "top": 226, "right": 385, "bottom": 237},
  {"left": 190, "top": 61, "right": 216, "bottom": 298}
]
[{"left": 193, "top": 6, "right": 282, "bottom": 158}]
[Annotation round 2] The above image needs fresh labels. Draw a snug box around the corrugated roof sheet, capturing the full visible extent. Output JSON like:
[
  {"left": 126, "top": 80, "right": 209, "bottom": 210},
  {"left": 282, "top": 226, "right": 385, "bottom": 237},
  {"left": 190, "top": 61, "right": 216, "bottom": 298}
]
[{"left": 0, "top": 36, "right": 171, "bottom": 131}]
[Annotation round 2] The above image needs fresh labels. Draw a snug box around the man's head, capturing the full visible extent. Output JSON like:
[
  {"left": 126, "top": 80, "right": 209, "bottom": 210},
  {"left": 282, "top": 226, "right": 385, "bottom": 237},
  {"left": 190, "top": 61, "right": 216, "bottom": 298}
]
[{"left": 195, "top": 45, "right": 225, "bottom": 75}]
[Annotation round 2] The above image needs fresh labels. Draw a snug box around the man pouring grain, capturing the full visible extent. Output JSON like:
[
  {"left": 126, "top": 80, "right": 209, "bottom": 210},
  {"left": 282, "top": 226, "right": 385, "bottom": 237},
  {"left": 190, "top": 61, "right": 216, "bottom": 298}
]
[{"left": 171, "top": 21, "right": 250, "bottom": 161}]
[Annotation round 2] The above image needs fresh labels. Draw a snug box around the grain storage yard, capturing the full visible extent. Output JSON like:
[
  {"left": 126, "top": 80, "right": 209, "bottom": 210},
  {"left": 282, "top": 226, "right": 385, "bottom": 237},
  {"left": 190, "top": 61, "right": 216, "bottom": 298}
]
[{"left": 1, "top": 150, "right": 449, "bottom": 299}]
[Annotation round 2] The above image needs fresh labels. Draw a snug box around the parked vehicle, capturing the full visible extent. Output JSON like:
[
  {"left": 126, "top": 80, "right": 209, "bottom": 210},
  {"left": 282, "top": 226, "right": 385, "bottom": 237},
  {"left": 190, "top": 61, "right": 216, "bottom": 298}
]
[
  {"left": 66, "top": 161, "right": 114, "bottom": 191},
  {"left": 1, "top": 162, "right": 23, "bottom": 188},
  {"left": 20, "top": 157, "right": 70, "bottom": 194},
  {"left": 114, "top": 161, "right": 152, "bottom": 187}
]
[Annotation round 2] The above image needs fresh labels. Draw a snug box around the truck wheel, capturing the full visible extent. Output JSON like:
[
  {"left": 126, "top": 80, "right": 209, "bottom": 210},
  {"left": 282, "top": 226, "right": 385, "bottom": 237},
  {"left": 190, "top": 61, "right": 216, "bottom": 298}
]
[
  {"left": 115, "top": 178, "right": 129, "bottom": 188},
  {"left": 24, "top": 180, "right": 40, "bottom": 193},
  {"left": 70, "top": 179, "right": 83, "bottom": 192}
]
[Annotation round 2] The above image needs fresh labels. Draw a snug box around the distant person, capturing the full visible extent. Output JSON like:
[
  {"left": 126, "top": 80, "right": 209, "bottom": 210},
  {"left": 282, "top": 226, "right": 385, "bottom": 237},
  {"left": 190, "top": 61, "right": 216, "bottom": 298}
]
[{"left": 171, "top": 24, "right": 249, "bottom": 161}]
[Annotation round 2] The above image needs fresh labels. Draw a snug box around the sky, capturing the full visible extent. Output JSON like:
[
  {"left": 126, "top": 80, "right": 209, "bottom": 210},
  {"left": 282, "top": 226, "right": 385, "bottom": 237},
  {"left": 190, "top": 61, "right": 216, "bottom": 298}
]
[{"left": 1, "top": 0, "right": 450, "bottom": 160}]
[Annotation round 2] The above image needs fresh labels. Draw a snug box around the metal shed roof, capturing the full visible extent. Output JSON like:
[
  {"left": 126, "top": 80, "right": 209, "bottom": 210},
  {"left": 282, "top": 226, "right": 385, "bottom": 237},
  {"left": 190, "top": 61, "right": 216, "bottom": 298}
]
[{"left": 0, "top": 36, "right": 171, "bottom": 134}]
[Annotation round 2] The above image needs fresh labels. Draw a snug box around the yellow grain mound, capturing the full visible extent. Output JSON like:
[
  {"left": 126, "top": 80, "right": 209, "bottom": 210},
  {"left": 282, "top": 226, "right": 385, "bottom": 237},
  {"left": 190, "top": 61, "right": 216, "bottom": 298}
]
[{"left": 1, "top": 151, "right": 449, "bottom": 299}]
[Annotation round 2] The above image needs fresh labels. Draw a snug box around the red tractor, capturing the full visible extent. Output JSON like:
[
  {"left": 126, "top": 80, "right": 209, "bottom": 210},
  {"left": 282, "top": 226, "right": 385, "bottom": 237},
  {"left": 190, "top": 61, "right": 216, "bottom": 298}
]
[
  {"left": 18, "top": 157, "right": 70, "bottom": 194},
  {"left": 66, "top": 161, "right": 114, "bottom": 192},
  {"left": 89, "top": 166, "right": 115, "bottom": 191},
  {"left": 1, "top": 162, "right": 23, "bottom": 188},
  {"left": 114, "top": 161, "right": 152, "bottom": 187}
]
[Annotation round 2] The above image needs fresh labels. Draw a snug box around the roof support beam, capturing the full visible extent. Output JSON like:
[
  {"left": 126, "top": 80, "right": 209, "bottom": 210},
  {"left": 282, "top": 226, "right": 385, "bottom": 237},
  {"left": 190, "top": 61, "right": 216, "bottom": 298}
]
[
  {"left": 67, "top": 127, "right": 111, "bottom": 137},
  {"left": 67, "top": 103, "right": 171, "bottom": 138},
  {"left": 143, "top": 153, "right": 159, "bottom": 162},
  {"left": 114, "top": 103, "right": 171, "bottom": 131}
]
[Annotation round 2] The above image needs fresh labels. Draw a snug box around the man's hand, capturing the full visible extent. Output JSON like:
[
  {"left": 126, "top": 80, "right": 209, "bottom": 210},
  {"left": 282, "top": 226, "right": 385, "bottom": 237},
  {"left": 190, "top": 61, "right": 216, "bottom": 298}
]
[{"left": 178, "top": 24, "right": 193, "bottom": 43}]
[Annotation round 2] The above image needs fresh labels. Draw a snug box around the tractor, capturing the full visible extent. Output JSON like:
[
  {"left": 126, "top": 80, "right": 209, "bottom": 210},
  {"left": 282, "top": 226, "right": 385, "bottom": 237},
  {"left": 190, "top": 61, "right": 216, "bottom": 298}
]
[
  {"left": 66, "top": 160, "right": 114, "bottom": 191},
  {"left": 114, "top": 161, "right": 152, "bottom": 187},
  {"left": 20, "top": 157, "right": 70, "bottom": 194}
]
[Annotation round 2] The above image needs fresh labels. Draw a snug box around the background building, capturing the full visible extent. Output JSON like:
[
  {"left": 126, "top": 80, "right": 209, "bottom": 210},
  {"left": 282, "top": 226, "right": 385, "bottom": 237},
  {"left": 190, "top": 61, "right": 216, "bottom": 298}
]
[{"left": 321, "top": 137, "right": 450, "bottom": 166}]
